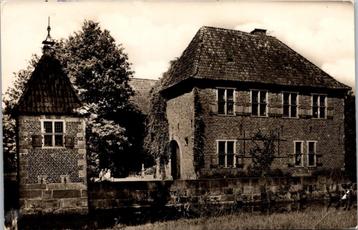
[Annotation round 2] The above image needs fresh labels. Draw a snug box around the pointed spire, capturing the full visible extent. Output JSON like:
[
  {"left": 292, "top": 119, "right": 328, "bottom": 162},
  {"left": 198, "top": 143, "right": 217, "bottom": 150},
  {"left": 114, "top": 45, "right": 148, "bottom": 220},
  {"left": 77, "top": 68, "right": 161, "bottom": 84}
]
[{"left": 42, "top": 17, "right": 55, "bottom": 54}]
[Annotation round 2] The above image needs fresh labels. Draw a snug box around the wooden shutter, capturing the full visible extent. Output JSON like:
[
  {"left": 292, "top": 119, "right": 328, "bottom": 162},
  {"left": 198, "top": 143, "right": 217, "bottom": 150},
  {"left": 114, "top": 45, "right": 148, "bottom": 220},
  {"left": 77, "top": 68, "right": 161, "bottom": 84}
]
[
  {"left": 32, "top": 135, "right": 42, "bottom": 147},
  {"left": 65, "top": 135, "right": 75, "bottom": 148},
  {"left": 210, "top": 101, "right": 218, "bottom": 114}
]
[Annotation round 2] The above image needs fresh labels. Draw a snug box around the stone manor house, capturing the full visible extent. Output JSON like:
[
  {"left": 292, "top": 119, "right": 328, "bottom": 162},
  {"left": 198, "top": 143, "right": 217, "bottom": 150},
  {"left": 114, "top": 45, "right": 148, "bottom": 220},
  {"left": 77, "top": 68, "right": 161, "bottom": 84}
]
[
  {"left": 13, "top": 25, "right": 350, "bottom": 215},
  {"left": 160, "top": 26, "right": 350, "bottom": 180}
]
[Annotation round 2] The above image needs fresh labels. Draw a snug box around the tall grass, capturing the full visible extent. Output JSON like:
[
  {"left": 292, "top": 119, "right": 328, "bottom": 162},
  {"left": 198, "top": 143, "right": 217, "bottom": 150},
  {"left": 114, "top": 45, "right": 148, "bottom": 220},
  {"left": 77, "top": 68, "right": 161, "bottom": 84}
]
[{"left": 117, "top": 208, "right": 357, "bottom": 230}]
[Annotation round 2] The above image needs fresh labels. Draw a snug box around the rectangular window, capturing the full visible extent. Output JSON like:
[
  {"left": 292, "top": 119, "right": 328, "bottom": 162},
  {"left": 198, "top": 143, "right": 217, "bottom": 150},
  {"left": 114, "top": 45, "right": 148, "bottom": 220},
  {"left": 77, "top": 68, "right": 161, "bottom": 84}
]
[
  {"left": 307, "top": 141, "right": 317, "bottom": 167},
  {"left": 294, "top": 141, "right": 303, "bottom": 166},
  {"left": 217, "top": 140, "right": 236, "bottom": 168},
  {"left": 217, "top": 88, "right": 235, "bottom": 115},
  {"left": 312, "top": 95, "right": 326, "bottom": 118},
  {"left": 283, "top": 92, "right": 298, "bottom": 118},
  {"left": 42, "top": 120, "right": 64, "bottom": 147},
  {"left": 251, "top": 90, "right": 267, "bottom": 116}
]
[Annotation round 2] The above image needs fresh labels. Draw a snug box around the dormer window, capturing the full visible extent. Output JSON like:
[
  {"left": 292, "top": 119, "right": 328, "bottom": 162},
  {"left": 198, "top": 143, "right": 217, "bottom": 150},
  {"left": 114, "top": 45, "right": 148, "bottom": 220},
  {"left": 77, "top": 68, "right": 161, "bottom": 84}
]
[
  {"left": 217, "top": 88, "right": 235, "bottom": 115},
  {"left": 312, "top": 95, "right": 326, "bottom": 118},
  {"left": 251, "top": 90, "right": 267, "bottom": 117},
  {"left": 42, "top": 120, "right": 65, "bottom": 147}
]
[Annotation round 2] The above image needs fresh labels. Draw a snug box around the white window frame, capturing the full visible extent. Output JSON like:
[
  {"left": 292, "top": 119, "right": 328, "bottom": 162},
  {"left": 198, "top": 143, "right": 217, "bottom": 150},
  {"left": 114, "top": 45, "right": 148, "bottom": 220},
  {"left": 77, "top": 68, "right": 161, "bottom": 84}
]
[
  {"left": 282, "top": 92, "right": 299, "bottom": 118},
  {"left": 250, "top": 90, "right": 268, "bottom": 117},
  {"left": 293, "top": 141, "right": 304, "bottom": 167},
  {"left": 41, "top": 119, "right": 66, "bottom": 148},
  {"left": 311, "top": 94, "right": 327, "bottom": 119},
  {"left": 306, "top": 141, "right": 317, "bottom": 167},
  {"left": 216, "top": 88, "right": 236, "bottom": 116},
  {"left": 216, "top": 140, "right": 237, "bottom": 168}
]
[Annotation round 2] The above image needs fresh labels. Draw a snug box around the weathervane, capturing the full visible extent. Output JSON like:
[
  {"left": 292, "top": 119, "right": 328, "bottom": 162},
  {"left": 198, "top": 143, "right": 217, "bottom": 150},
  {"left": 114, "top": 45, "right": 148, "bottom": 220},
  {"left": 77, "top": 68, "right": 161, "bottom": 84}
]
[{"left": 42, "top": 16, "right": 55, "bottom": 47}]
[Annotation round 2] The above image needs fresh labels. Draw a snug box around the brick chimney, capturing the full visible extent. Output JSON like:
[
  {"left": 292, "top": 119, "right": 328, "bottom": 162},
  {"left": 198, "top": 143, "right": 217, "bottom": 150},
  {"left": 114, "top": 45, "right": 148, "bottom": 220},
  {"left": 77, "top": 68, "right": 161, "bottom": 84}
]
[{"left": 250, "top": 28, "right": 267, "bottom": 35}]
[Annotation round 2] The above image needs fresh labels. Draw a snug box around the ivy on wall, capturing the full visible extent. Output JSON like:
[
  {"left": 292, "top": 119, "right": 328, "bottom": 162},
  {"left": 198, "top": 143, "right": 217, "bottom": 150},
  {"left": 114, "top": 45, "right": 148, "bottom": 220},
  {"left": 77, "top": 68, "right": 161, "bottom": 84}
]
[
  {"left": 249, "top": 129, "right": 277, "bottom": 176},
  {"left": 193, "top": 88, "right": 206, "bottom": 175},
  {"left": 143, "top": 79, "right": 170, "bottom": 164}
]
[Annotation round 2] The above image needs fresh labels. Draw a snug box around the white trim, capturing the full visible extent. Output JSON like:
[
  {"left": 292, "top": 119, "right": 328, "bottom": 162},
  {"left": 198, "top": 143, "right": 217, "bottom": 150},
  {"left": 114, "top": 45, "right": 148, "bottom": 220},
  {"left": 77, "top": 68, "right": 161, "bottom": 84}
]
[
  {"left": 40, "top": 119, "right": 66, "bottom": 148},
  {"left": 306, "top": 140, "right": 317, "bottom": 167},
  {"left": 282, "top": 91, "right": 299, "bottom": 118},
  {"left": 293, "top": 140, "right": 304, "bottom": 167},
  {"left": 250, "top": 89, "right": 268, "bottom": 117},
  {"left": 311, "top": 94, "right": 327, "bottom": 119},
  {"left": 216, "top": 139, "right": 237, "bottom": 168},
  {"left": 216, "top": 88, "right": 236, "bottom": 116}
]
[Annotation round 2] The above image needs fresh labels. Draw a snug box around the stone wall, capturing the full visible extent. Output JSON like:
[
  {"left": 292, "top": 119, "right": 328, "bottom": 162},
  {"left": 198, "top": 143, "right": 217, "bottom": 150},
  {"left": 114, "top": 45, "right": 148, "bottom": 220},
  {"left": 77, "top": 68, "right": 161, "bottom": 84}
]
[
  {"left": 89, "top": 177, "right": 344, "bottom": 211},
  {"left": 197, "top": 88, "right": 346, "bottom": 177},
  {"left": 166, "top": 90, "right": 196, "bottom": 179},
  {"left": 17, "top": 115, "right": 88, "bottom": 215}
]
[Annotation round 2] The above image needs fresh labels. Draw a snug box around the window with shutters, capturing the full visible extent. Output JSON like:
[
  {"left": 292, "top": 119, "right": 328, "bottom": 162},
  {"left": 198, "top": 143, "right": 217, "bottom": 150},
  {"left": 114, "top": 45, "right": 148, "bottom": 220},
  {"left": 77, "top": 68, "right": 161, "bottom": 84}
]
[
  {"left": 217, "top": 140, "right": 237, "bottom": 168},
  {"left": 307, "top": 141, "right": 317, "bottom": 167},
  {"left": 293, "top": 141, "right": 304, "bottom": 167},
  {"left": 42, "top": 120, "right": 65, "bottom": 147},
  {"left": 217, "top": 88, "right": 235, "bottom": 115},
  {"left": 251, "top": 90, "right": 267, "bottom": 117},
  {"left": 312, "top": 95, "right": 326, "bottom": 118},
  {"left": 283, "top": 92, "right": 298, "bottom": 118}
]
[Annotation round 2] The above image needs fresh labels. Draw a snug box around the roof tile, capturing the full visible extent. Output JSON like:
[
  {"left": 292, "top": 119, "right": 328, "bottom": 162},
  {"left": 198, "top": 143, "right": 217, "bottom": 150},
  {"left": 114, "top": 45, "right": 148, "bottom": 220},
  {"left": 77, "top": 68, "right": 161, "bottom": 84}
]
[
  {"left": 162, "top": 26, "right": 350, "bottom": 90},
  {"left": 16, "top": 54, "right": 82, "bottom": 115}
]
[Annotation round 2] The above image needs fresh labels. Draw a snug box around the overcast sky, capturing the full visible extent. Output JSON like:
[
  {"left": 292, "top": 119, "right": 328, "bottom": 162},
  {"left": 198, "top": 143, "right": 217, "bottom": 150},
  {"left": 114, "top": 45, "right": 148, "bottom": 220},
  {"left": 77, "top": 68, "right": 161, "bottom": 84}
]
[{"left": 1, "top": 1, "right": 355, "bottom": 93}]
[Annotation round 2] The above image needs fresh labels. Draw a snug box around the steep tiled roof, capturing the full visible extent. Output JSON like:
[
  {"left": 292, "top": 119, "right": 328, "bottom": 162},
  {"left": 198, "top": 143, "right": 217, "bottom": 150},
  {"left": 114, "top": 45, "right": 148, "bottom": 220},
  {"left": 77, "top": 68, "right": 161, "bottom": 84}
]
[
  {"left": 16, "top": 54, "right": 82, "bottom": 115},
  {"left": 129, "top": 78, "right": 157, "bottom": 114},
  {"left": 162, "top": 26, "right": 350, "bottom": 91}
]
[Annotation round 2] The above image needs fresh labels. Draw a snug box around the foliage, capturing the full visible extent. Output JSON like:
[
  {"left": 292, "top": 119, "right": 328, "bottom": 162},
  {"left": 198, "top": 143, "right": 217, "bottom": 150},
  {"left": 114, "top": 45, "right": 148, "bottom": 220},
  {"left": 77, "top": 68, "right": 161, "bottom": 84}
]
[
  {"left": 2, "top": 113, "right": 17, "bottom": 173},
  {"left": 249, "top": 129, "right": 278, "bottom": 176},
  {"left": 193, "top": 87, "right": 205, "bottom": 175},
  {"left": 143, "top": 79, "right": 169, "bottom": 162},
  {"left": 143, "top": 59, "right": 180, "bottom": 163},
  {"left": 3, "top": 55, "right": 40, "bottom": 113},
  {"left": 59, "top": 21, "right": 140, "bottom": 177},
  {"left": 57, "top": 21, "right": 134, "bottom": 117}
]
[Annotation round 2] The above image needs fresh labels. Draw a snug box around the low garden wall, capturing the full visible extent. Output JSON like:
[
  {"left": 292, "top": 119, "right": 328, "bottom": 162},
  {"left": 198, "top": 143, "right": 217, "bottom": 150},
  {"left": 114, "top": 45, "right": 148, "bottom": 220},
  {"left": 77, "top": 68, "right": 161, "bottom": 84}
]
[{"left": 88, "top": 176, "right": 348, "bottom": 211}]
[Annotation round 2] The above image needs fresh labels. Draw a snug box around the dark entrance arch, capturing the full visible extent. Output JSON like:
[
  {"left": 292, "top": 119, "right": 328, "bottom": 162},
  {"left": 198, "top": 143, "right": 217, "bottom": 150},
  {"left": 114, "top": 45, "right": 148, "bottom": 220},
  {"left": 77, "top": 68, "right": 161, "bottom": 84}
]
[{"left": 169, "top": 140, "right": 181, "bottom": 179}]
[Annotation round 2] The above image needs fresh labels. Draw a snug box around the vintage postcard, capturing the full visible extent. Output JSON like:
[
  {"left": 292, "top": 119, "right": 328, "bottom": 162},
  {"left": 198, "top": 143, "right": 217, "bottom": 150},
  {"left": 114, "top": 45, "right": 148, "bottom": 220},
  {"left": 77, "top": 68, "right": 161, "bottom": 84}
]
[{"left": 1, "top": 1, "right": 356, "bottom": 229}]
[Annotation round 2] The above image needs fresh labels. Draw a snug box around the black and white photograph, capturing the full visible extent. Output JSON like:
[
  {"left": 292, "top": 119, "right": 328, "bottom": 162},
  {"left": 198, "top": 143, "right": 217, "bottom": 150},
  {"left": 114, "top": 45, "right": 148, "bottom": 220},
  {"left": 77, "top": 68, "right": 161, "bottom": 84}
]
[{"left": 1, "top": 0, "right": 356, "bottom": 229}]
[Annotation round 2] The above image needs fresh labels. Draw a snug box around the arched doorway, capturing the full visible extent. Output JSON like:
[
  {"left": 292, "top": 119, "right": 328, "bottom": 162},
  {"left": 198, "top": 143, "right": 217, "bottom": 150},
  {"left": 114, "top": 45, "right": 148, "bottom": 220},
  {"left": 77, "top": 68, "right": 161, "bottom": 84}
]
[{"left": 169, "top": 140, "right": 181, "bottom": 179}]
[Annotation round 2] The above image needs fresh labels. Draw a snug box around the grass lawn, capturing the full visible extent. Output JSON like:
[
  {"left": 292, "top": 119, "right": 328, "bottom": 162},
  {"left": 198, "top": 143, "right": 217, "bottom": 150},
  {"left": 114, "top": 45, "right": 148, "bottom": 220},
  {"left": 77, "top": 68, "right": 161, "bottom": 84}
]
[{"left": 114, "top": 208, "right": 357, "bottom": 230}]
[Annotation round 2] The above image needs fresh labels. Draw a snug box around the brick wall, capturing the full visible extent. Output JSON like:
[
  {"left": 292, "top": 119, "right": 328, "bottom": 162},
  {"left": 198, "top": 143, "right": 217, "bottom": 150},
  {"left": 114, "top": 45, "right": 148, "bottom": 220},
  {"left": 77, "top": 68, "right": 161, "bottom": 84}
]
[
  {"left": 196, "top": 88, "right": 345, "bottom": 177},
  {"left": 166, "top": 90, "right": 196, "bottom": 179},
  {"left": 17, "top": 115, "right": 88, "bottom": 215}
]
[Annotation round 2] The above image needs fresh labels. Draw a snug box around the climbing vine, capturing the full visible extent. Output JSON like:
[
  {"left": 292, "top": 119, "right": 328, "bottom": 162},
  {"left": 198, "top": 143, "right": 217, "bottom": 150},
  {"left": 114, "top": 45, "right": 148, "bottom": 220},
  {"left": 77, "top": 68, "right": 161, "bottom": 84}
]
[
  {"left": 249, "top": 129, "right": 277, "bottom": 176},
  {"left": 193, "top": 88, "right": 206, "bottom": 175}
]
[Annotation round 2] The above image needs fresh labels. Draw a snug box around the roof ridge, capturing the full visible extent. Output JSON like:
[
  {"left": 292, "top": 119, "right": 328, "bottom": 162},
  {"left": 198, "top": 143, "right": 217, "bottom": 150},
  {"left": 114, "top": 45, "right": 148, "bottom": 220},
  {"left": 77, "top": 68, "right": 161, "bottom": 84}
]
[{"left": 200, "top": 26, "right": 254, "bottom": 36}]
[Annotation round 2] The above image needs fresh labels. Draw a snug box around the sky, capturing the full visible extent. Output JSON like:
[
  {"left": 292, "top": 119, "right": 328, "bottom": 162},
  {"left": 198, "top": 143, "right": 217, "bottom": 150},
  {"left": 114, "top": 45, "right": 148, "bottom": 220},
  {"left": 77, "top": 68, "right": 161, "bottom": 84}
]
[{"left": 1, "top": 1, "right": 355, "bottom": 94}]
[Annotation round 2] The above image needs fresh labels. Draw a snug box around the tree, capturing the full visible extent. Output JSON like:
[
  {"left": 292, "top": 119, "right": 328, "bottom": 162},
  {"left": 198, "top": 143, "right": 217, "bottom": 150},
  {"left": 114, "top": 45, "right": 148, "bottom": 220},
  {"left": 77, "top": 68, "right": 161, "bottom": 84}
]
[
  {"left": 3, "top": 20, "right": 139, "bottom": 178},
  {"left": 56, "top": 21, "right": 138, "bottom": 177},
  {"left": 2, "top": 113, "right": 16, "bottom": 173}
]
